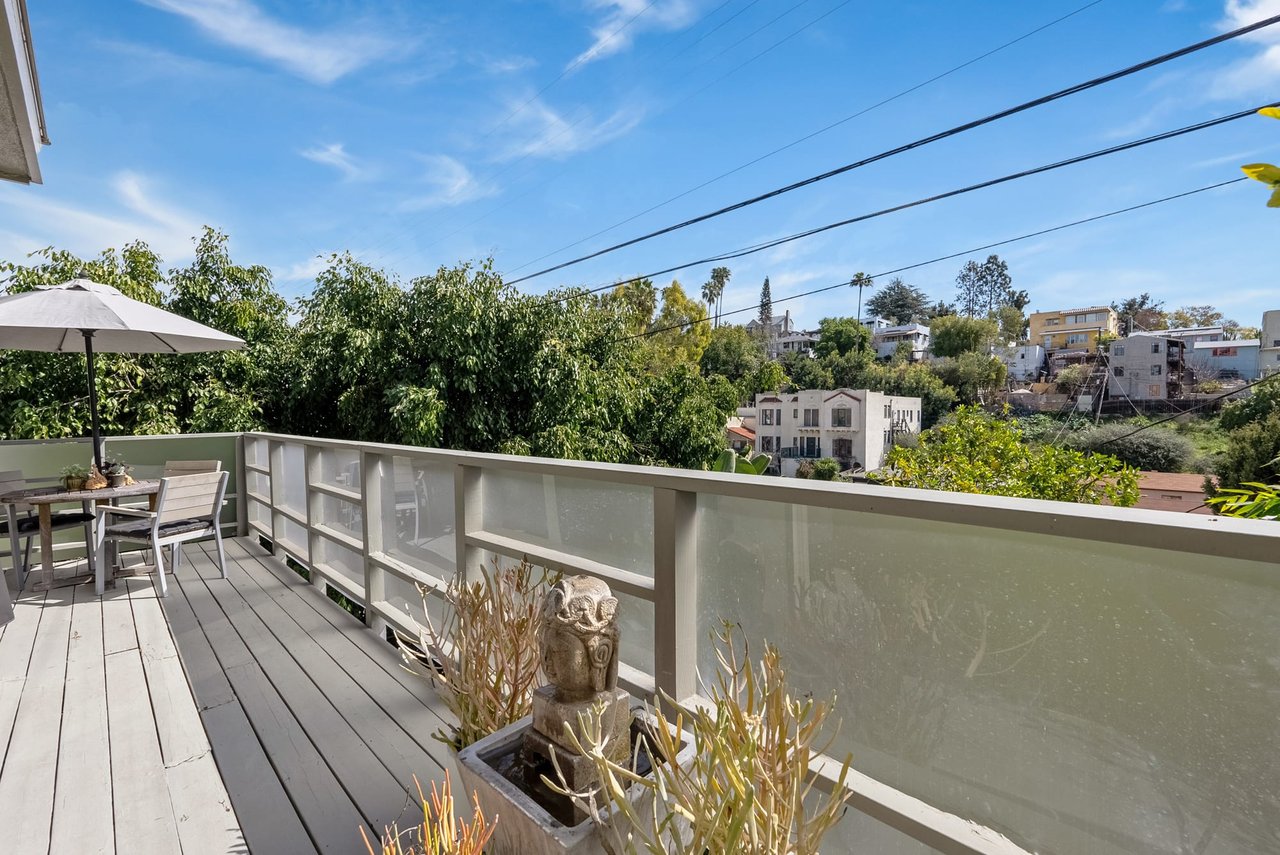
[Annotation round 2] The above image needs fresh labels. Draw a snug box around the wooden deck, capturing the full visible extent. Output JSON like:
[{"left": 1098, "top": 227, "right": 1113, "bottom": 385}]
[{"left": 0, "top": 536, "right": 457, "bottom": 855}]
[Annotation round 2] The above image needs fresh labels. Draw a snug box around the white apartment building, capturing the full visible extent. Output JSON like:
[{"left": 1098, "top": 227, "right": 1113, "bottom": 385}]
[
  {"left": 872, "top": 322, "right": 930, "bottom": 361},
  {"left": 748, "top": 389, "right": 922, "bottom": 477},
  {"left": 994, "top": 344, "right": 1046, "bottom": 382},
  {"left": 1262, "top": 310, "right": 1280, "bottom": 374}
]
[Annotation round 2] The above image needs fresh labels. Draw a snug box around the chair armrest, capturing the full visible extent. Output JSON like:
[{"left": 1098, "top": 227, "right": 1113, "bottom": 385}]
[{"left": 95, "top": 506, "right": 157, "bottom": 523}]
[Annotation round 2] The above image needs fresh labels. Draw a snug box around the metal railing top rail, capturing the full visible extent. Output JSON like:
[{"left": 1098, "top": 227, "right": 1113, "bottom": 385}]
[{"left": 243, "top": 431, "right": 1280, "bottom": 565}]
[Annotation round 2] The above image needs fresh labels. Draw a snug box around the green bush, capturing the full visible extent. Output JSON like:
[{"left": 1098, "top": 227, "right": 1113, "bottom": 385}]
[
  {"left": 1064, "top": 424, "right": 1195, "bottom": 472},
  {"left": 811, "top": 458, "right": 842, "bottom": 481},
  {"left": 1220, "top": 379, "right": 1280, "bottom": 431},
  {"left": 1215, "top": 414, "right": 1280, "bottom": 489}
]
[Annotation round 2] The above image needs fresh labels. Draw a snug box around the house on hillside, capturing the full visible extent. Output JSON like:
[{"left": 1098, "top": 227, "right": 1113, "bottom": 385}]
[
  {"left": 725, "top": 419, "right": 755, "bottom": 454},
  {"left": 1030, "top": 306, "right": 1119, "bottom": 354},
  {"left": 1262, "top": 310, "right": 1280, "bottom": 374},
  {"left": 746, "top": 389, "right": 921, "bottom": 477},
  {"left": 1190, "top": 339, "right": 1260, "bottom": 381},
  {"left": 1161, "top": 326, "right": 1225, "bottom": 345},
  {"left": 872, "top": 322, "right": 930, "bottom": 361},
  {"left": 994, "top": 344, "right": 1046, "bottom": 382},
  {"left": 1107, "top": 334, "right": 1190, "bottom": 401},
  {"left": 745, "top": 310, "right": 817, "bottom": 359}
]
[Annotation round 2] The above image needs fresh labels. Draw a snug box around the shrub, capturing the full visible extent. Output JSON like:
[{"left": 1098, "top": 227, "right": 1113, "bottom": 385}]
[
  {"left": 1054, "top": 364, "right": 1090, "bottom": 394},
  {"left": 362, "top": 772, "right": 496, "bottom": 855},
  {"left": 1215, "top": 413, "right": 1280, "bottom": 489},
  {"left": 548, "top": 625, "right": 852, "bottom": 855},
  {"left": 399, "top": 559, "right": 553, "bottom": 749},
  {"left": 1220, "top": 378, "right": 1280, "bottom": 430},
  {"left": 810, "top": 458, "right": 842, "bottom": 481},
  {"left": 1064, "top": 423, "right": 1195, "bottom": 472}
]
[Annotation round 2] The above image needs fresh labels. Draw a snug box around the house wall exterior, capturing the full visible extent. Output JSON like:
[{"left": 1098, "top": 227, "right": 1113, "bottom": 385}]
[
  {"left": 995, "top": 344, "right": 1046, "bottom": 382},
  {"left": 747, "top": 389, "right": 922, "bottom": 477},
  {"left": 1190, "top": 340, "right": 1260, "bottom": 381},
  {"left": 1107, "top": 334, "right": 1186, "bottom": 400},
  {"left": 1261, "top": 310, "right": 1280, "bottom": 374},
  {"left": 1162, "top": 326, "right": 1225, "bottom": 345},
  {"left": 1029, "top": 306, "right": 1119, "bottom": 353},
  {"left": 872, "top": 323, "right": 930, "bottom": 360}
]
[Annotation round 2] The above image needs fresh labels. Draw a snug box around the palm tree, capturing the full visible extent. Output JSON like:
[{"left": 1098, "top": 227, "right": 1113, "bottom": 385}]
[{"left": 703, "top": 266, "right": 731, "bottom": 327}]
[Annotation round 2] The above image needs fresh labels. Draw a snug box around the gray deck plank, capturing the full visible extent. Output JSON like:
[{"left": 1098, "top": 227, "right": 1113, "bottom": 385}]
[
  {"left": 106, "top": 647, "right": 184, "bottom": 854},
  {"left": 0, "top": 587, "right": 45, "bottom": 764},
  {"left": 200, "top": 699, "right": 319, "bottom": 855},
  {"left": 198, "top": 542, "right": 453, "bottom": 786},
  {"left": 155, "top": 560, "right": 236, "bottom": 711},
  {"left": 51, "top": 583, "right": 114, "bottom": 855},
  {"left": 164, "top": 749, "right": 248, "bottom": 855},
  {"left": 0, "top": 586, "right": 73, "bottom": 853},
  {"left": 101, "top": 581, "right": 138, "bottom": 655},
  {"left": 178, "top": 548, "right": 415, "bottom": 833}
]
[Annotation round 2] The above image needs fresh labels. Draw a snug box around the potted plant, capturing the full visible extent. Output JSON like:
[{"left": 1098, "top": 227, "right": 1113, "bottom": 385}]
[
  {"left": 60, "top": 463, "right": 90, "bottom": 492},
  {"left": 103, "top": 458, "right": 131, "bottom": 488}
]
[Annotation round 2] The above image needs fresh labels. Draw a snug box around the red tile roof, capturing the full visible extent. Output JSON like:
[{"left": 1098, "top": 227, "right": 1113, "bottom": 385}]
[{"left": 727, "top": 425, "right": 755, "bottom": 441}]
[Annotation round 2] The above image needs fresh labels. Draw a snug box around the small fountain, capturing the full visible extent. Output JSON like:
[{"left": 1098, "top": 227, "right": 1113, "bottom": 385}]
[{"left": 457, "top": 575, "right": 690, "bottom": 855}]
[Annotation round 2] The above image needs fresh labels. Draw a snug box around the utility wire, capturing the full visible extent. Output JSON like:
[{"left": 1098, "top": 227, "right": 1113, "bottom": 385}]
[
  {"left": 548, "top": 108, "right": 1264, "bottom": 305},
  {"left": 505, "top": 0, "right": 1106, "bottom": 276},
  {"left": 506, "top": 12, "right": 1280, "bottom": 286},
  {"left": 588, "top": 176, "right": 1247, "bottom": 342},
  {"left": 1095, "top": 372, "right": 1280, "bottom": 448}
]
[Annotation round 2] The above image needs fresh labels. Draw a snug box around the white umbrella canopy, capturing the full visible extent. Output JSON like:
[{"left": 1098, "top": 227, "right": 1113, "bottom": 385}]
[{"left": 0, "top": 276, "right": 246, "bottom": 470}]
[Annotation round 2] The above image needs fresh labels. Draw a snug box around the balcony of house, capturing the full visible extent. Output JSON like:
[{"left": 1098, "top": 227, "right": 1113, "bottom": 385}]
[{"left": 3, "top": 431, "right": 1280, "bottom": 855}]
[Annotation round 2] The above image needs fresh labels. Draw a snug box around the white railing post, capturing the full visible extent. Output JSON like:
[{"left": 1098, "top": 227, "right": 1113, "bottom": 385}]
[
  {"left": 267, "top": 440, "right": 284, "bottom": 552},
  {"left": 653, "top": 487, "right": 698, "bottom": 702},
  {"left": 235, "top": 433, "right": 249, "bottom": 537},
  {"left": 304, "top": 445, "right": 321, "bottom": 581},
  {"left": 453, "top": 464, "right": 482, "bottom": 583},
  {"left": 362, "top": 450, "right": 384, "bottom": 628}
]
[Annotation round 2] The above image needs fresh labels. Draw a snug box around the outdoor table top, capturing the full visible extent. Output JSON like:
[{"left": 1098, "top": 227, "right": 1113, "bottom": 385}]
[{"left": 0, "top": 479, "right": 160, "bottom": 504}]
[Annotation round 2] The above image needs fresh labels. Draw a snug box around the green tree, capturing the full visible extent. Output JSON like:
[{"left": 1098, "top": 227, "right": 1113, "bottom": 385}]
[
  {"left": 701, "top": 266, "right": 731, "bottom": 327},
  {"left": 955, "top": 255, "right": 1013, "bottom": 317},
  {"left": 1054, "top": 364, "right": 1091, "bottom": 394},
  {"left": 930, "top": 352, "right": 1007, "bottom": 405},
  {"left": 1216, "top": 414, "right": 1280, "bottom": 489},
  {"left": 1112, "top": 293, "right": 1168, "bottom": 332},
  {"left": 993, "top": 305, "right": 1026, "bottom": 342},
  {"left": 810, "top": 458, "right": 842, "bottom": 481},
  {"left": 814, "top": 316, "right": 872, "bottom": 359},
  {"left": 605, "top": 278, "right": 658, "bottom": 335},
  {"left": 745, "top": 359, "right": 788, "bottom": 399},
  {"left": 1221, "top": 378, "right": 1280, "bottom": 430},
  {"left": 930, "top": 315, "right": 998, "bottom": 358},
  {"left": 1169, "top": 305, "right": 1228, "bottom": 330},
  {"left": 924, "top": 299, "right": 957, "bottom": 320},
  {"left": 699, "top": 325, "right": 764, "bottom": 384},
  {"left": 874, "top": 407, "right": 1138, "bottom": 505},
  {"left": 649, "top": 280, "right": 711, "bottom": 366},
  {"left": 781, "top": 352, "right": 833, "bottom": 391},
  {"left": 865, "top": 277, "right": 929, "bottom": 324},
  {"left": 758, "top": 276, "right": 773, "bottom": 326}
]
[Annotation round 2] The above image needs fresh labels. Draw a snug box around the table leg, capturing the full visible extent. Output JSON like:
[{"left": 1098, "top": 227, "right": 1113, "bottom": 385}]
[{"left": 37, "top": 504, "right": 53, "bottom": 592}]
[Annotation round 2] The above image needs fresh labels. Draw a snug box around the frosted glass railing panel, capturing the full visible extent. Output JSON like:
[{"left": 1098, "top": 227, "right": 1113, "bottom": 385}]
[
  {"left": 277, "top": 517, "right": 307, "bottom": 555},
  {"left": 249, "top": 497, "right": 269, "bottom": 527},
  {"left": 316, "top": 537, "right": 363, "bottom": 589},
  {"left": 383, "top": 572, "right": 450, "bottom": 630},
  {"left": 480, "top": 471, "right": 654, "bottom": 576},
  {"left": 315, "top": 447, "right": 361, "bottom": 491},
  {"left": 247, "top": 470, "right": 269, "bottom": 500},
  {"left": 377, "top": 456, "right": 455, "bottom": 577},
  {"left": 316, "top": 494, "right": 362, "bottom": 542},
  {"left": 276, "top": 443, "right": 306, "bottom": 515},
  {"left": 246, "top": 437, "right": 267, "bottom": 468},
  {"left": 696, "top": 494, "right": 1280, "bottom": 855}
]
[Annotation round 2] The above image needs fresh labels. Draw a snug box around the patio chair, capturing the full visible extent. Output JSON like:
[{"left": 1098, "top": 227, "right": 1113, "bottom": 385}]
[
  {"left": 163, "top": 459, "right": 222, "bottom": 477},
  {"left": 94, "top": 471, "right": 229, "bottom": 598},
  {"left": 0, "top": 469, "right": 96, "bottom": 592}
]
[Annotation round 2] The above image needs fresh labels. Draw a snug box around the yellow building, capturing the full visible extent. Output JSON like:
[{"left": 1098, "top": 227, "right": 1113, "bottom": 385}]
[{"left": 1028, "top": 306, "right": 1119, "bottom": 353}]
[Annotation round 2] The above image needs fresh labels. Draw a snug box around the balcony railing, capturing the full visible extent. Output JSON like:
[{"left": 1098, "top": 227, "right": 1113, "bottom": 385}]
[{"left": 4, "top": 431, "right": 1280, "bottom": 855}]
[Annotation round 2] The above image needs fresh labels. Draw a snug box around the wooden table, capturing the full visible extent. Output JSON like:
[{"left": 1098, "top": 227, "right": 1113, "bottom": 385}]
[{"left": 0, "top": 481, "right": 160, "bottom": 592}]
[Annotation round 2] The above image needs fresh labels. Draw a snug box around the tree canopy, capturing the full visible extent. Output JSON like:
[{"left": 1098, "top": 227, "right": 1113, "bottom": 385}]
[
  {"left": 929, "top": 315, "right": 998, "bottom": 358},
  {"left": 864, "top": 277, "right": 929, "bottom": 324}
]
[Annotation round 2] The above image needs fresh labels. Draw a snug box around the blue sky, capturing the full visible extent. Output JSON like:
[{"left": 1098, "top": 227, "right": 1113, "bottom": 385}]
[{"left": 5, "top": 0, "right": 1279, "bottom": 328}]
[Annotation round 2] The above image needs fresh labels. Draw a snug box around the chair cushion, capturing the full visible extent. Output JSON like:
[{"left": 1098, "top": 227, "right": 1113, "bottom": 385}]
[
  {"left": 105, "top": 517, "right": 213, "bottom": 539},
  {"left": 0, "top": 511, "right": 94, "bottom": 535}
]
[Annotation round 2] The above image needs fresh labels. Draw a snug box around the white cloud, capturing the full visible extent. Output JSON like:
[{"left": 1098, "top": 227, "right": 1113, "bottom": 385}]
[
  {"left": 499, "top": 96, "right": 644, "bottom": 160},
  {"left": 280, "top": 253, "right": 332, "bottom": 282},
  {"left": 138, "top": 0, "right": 393, "bottom": 84},
  {"left": 572, "top": 1, "right": 697, "bottom": 69},
  {"left": 300, "top": 143, "right": 371, "bottom": 181},
  {"left": 1211, "top": 0, "right": 1280, "bottom": 97},
  {"left": 474, "top": 54, "right": 536, "bottom": 75},
  {"left": 0, "top": 171, "right": 204, "bottom": 263},
  {"left": 398, "top": 155, "right": 498, "bottom": 211}
]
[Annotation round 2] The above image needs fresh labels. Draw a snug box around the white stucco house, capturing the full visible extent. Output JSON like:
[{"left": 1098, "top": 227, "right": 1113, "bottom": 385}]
[
  {"left": 871, "top": 322, "right": 930, "bottom": 361},
  {"left": 745, "top": 389, "right": 922, "bottom": 477}
]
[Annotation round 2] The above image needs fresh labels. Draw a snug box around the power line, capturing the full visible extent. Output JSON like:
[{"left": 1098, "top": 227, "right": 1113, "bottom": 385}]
[
  {"left": 591, "top": 176, "right": 1246, "bottom": 342},
  {"left": 506, "top": 12, "right": 1280, "bottom": 286},
  {"left": 548, "top": 107, "right": 1264, "bottom": 305},
  {"left": 1096, "top": 372, "right": 1280, "bottom": 448},
  {"left": 504, "top": 0, "right": 1106, "bottom": 276}
]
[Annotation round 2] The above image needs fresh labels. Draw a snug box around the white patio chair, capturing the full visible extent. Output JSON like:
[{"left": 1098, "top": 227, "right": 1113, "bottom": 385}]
[
  {"left": 0, "top": 469, "right": 96, "bottom": 591},
  {"left": 163, "top": 459, "right": 222, "bottom": 477},
  {"left": 94, "top": 471, "right": 229, "bottom": 597}
]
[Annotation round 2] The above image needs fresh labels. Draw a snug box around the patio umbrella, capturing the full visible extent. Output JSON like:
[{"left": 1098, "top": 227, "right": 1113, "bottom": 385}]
[{"left": 0, "top": 275, "right": 244, "bottom": 471}]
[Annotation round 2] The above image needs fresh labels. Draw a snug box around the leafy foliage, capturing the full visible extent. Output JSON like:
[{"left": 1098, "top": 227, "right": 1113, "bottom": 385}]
[
  {"left": 954, "top": 255, "right": 1017, "bottom": 317},
  {"left": 1215, "top": 414, "right": 1280, "bottom": 489},
  {"left": 780, "top": 352, "right": 833, "bottom": 391},
  {"left": 875, "top": 406, "right": 1138, "bottom": 505},
  {"left": 699, "top": 325, "right": 763, "bottom": 384},
  {"left": 1111, "top": 293, "right": 1168, "bottom": 332},
  {"left": 1220, "top": 378, "right": 1280, "bottom": 431},
  {"left": 930, "top": 352, "right": 1007, "bottom": 404},
  {"left": 758, "top": 276, "right": 772, "bottom": 326},
  {"left": 1241, "top": 106, "right": 1280, "bottom": 208},
  {"left": 713, "top": 448, "right": 771, "bottom": 475},
  {"left": 1064, "top": 424, "right": 1195, "bottom": 472},
  {"left": 1206, "top": 481, "right": 1280, "bottom": 519},
  {"left": 813, "top": 316, "right": 871, "bottom": 359},
  {"left": 929, "top": 314, "right": 998, "bottom": 358},
  {"left": 865, "top": 276, "right": 929, "bottom": 324},
  {"left": 1054, "top": 364, "right": 1091, "bottom": 394}
]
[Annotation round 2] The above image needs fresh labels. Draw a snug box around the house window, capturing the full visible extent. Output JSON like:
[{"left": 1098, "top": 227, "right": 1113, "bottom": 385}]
[
  {"left": 1151, "top": 364, "right": 1162, "bottom": 376},
  {"left": 803, "top": 408, "right": 819, "bottom": 427},
  {"left": 776, "top": 409, "right": 782, "bottom": 425},
  {"left": 883, "top": 429, "right": 892, "bottom": 445},
  {"left": 804, "top": 436, "right": 818, "bottom": 456},
  {"left": 793, "top": 408, "right": 798, "bottom": 418},
  {"left": 1066, "top": 333, "right": 1088, "bottom": 345},
  {"left": 883, "top": 403, "right": 891, "bottom": 418},
  {"left": 761, "top": 409, "right": 773, "bottom": 426},
  {"left": 1273, "top": 339, "right": 1280, "bottom": 347},
  {"left": 832, "top": 438, "right": 852, "bottom": 459},
  {"left": 1151, "top": 341, "right": 1161, "bottom": 354},
  {"left": 760, "top": 435, "right": 773, "bottom": 452},
  {"left": 1113, "top": 345, "right": 1125, "bottom": 356},
  {"left": 1113, "top": 366, "right": 1125, "bottom": 377},
  {"left": 831, "top": 407, "right": 851, "bottom": 427}
]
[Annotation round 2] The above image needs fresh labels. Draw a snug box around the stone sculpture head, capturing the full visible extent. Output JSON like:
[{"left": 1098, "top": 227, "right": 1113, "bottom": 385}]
[{"left": 539, "top": 575, "right": 620, "bottom": 701}]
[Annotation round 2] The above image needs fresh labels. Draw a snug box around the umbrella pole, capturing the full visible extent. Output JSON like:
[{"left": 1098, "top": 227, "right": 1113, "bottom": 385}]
[{"left": 81, "top": 330, "right": 104, "bottom": 473}]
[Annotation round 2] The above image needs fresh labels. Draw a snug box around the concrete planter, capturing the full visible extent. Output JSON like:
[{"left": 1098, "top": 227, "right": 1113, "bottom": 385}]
[{"left": 456, "top": 711, "right": 693, "bottom": 855}]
